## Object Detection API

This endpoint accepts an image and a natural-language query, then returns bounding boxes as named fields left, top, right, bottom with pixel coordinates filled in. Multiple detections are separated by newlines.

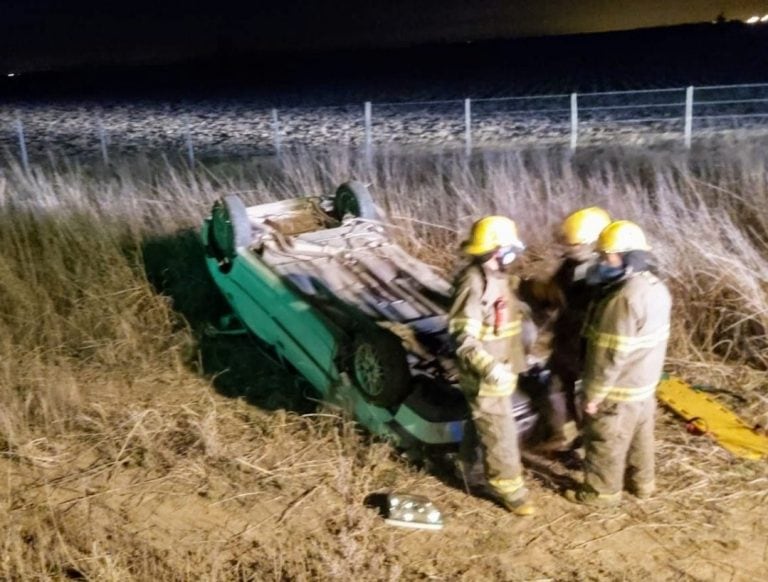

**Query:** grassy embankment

left=0, top=141, right=766, bottom=579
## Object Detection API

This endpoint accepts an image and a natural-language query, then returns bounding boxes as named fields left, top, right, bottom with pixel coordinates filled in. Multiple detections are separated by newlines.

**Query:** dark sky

left=0, top=1, right=763, bottom=70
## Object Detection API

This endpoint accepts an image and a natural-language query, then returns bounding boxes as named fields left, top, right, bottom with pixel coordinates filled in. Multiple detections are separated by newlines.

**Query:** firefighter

left=564, top=220, right=671, bottom=506
left=448, top=216, right=535, bottom=516
left=523, top=206, right=612, bottom=454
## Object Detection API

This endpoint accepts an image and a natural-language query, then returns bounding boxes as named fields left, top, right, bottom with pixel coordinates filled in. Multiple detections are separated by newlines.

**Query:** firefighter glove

left=486, top=362, right=516, bottom=386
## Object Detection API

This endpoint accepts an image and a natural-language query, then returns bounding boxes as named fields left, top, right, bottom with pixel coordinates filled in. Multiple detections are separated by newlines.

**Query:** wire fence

left=3, top=82, right=768, bottom=171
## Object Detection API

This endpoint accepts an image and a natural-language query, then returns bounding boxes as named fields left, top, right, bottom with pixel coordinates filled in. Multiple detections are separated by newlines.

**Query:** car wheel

left=350, top=330, right=411, bottom=407
left=333, top=181, right=382, bottom=221
left=208, top=195, right=252, bottom=269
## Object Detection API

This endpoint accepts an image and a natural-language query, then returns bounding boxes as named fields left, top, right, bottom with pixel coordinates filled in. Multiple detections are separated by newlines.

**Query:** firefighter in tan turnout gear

left=565, top=220, right=672, bottom=506
left=523, top=206, right=612, bottom=455
left=449, top=216, right=535, bottom=516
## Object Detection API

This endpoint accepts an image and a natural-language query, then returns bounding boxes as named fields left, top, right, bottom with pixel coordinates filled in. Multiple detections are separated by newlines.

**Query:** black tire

left=209, top=195, right=252, bottom=266
left=333, top=181, right=382, bottom=221
left=350, top=330, right=411, bottom=407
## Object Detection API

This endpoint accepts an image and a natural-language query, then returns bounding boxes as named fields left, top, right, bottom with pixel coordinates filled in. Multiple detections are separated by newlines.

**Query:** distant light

left=747, top=16, right=759, bottom=24
left=6, top=73, right=15, bottom=77
left=761, top=14, right=768, bottom=22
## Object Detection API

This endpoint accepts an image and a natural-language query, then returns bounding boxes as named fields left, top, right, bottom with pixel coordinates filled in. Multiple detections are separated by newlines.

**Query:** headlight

left=384, top=493, right=444, bottom=530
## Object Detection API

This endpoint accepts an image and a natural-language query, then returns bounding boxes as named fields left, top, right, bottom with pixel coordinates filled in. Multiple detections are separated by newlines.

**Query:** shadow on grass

left=141, top=227, right=317, bottom=414
left=139, top=227, right=574, bottom=498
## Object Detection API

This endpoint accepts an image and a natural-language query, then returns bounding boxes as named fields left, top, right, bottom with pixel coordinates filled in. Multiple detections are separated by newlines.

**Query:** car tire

left=350, top=330, right=411, bottom=407
left=333, top=181, right=382, bottom=221
left=208, top=195, right=252, bottom=268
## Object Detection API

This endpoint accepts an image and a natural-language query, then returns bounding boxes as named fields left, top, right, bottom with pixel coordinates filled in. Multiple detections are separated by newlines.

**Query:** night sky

left=1, top=1, right=765, bottom=70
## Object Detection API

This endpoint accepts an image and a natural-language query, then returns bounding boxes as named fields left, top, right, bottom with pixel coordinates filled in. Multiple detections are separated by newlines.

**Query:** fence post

left=684, top=86, right=694, bottom=149
left=570, top=93, right=578, bottom=150
left=271, top=108, right=281, bottom=157
left=97, top=115, right=109, bottom=165
left=183, top=115, right=195, bottom=168
left=364, top=101, right=373, bottom=167
left=14, top=115, right=30, bottom=174
left=464, top=98, right=472, bottom=156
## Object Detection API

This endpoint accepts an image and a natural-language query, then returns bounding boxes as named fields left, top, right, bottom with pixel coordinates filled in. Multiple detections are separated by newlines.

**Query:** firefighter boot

left=501, top=495, right=536, bottom=516
left=563, top=487, right=620, bottom=508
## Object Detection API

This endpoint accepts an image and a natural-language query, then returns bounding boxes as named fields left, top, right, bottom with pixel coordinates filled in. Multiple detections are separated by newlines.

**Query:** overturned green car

left=202, top=181, right=540, bottom=448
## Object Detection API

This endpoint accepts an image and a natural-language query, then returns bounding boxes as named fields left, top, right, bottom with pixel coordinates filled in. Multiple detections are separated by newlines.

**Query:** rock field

left=1, top=91, right=767, bottom=162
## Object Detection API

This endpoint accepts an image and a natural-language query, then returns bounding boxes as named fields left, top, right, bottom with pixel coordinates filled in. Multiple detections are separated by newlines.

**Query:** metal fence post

left=364, top=101, right=373, bottom=166
left=684, top=86, right=694, bottom=149
left=184, top=115, right=195, bottom=167
left=14, top=115, right=30, bottom=174
left=97, top=115, right=109, bottom=165
left=271, top=108, right=281, bottom=156
left=570, top=93, right=578, bottom=150
left=464, top=98, right=472, bottom=156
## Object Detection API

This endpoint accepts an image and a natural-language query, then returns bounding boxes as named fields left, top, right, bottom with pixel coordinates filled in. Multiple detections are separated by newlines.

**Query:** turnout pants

left=545, top=371, right=581, bottom=445
left=583, top=397, right=656, bottom=500
left=460, top=395, right=528, bottom=503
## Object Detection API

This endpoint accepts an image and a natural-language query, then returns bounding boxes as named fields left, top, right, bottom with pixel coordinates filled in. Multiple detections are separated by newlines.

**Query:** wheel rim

left=354, top=343, right=385, bottom=397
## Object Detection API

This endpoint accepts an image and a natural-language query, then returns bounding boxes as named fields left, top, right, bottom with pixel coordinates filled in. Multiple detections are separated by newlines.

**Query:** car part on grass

left=383, top=493, right=444, bottom=530
left=201, top=181, right=541, bottom=449
left=657, top=376, right=768, bottom=460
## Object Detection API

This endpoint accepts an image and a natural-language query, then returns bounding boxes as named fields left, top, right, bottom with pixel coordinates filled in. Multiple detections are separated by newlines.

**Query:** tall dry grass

left=0, top=140, right=766, bottom=579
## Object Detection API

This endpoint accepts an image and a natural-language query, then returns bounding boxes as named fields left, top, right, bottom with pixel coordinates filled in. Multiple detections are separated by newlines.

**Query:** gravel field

left=3, top=83, right=768, bottom=163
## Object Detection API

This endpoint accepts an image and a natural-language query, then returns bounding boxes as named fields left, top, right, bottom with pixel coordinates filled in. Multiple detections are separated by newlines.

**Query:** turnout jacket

left=582, top=270, right=672, bottom=403
left=520, top=250, right=598, bottom=382
left=448, top=263, right=527, bottom=398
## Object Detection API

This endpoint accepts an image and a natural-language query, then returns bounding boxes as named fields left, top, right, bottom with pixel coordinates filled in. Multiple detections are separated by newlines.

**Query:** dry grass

left=0, top=141, right=767, bottom=580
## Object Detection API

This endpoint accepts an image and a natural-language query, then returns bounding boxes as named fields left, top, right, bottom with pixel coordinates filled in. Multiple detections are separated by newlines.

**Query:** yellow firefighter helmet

left=596, top=220, right=650, bottom=253
left=560, top=206, right=612, bottom=245
left=462, top=216, right=523, bottom=256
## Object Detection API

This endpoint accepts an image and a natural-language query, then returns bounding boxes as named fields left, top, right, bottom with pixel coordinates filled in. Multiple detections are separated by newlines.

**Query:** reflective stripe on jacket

left=582, top=270, right=671, bottom=403
left=448, top=263, right=526, bottom=397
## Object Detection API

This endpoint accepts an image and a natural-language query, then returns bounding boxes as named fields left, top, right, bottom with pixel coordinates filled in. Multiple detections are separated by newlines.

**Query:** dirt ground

left=2, top=349, right=766, bottom=581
